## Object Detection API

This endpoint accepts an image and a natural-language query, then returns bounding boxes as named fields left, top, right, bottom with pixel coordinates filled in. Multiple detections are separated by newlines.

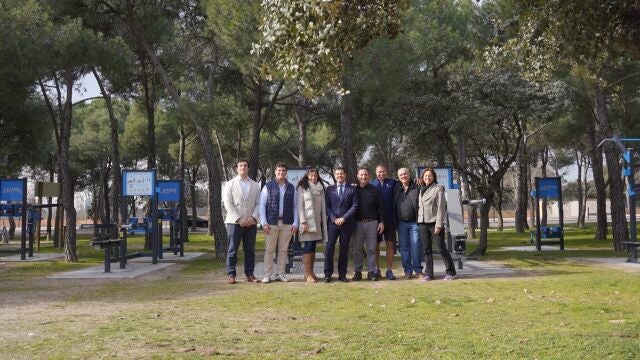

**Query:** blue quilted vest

left=266, top=180, right=295, bottom=225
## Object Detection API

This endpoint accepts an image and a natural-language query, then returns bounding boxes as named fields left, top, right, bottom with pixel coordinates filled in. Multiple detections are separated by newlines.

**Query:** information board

left=537, top=177, right=561, bottom=199
left=415, top=166, right=455, bottom=190
left=287, top=168, right=308, bottom=186
left=0, top=179, right=25, bottom=202
left=157, top=180, right=181, bottom=202
left=123, top=170, right=155, bottom=196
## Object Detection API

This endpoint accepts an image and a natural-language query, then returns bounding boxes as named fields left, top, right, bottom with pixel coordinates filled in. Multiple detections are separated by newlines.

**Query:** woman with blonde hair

left=297, top=168, right=328, bottom=282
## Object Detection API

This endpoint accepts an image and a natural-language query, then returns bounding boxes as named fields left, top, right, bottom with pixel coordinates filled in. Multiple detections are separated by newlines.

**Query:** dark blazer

left=325, top=183, right=359, bottom=230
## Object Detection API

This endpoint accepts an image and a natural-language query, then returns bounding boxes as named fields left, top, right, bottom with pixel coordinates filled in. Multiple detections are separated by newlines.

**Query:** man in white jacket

left=223, top=160, right=261, bottom=284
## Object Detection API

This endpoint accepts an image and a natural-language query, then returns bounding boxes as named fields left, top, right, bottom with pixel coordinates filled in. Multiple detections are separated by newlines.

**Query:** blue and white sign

left=415, top=166, right=455, bottom=190
left=537, top=177, right=561, bottom=199
left=287, top=168, right=308, bottom=185
left=157, top=180, right=181, bottom=202
left=0, top=179, right=25, bottom=202
left=123, top=170, right=156, bottom=196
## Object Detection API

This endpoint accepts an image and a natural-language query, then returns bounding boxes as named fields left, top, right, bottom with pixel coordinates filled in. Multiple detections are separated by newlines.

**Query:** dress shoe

left=227, top=275, right=236, bottom=284
left=367, top=271, right=377, bottom=281
left=246, top=275, right=258, bottom=283
left=338, top=275, right=349, bottom=283
left=324, top=276, right=332, bottom=283
left=352, top=271, right=363, bottom=281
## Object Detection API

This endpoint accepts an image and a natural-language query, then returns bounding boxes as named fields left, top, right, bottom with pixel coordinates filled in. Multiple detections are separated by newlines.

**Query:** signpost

left=122, top=170, right=159, bottom=264
left=534, top=177, right=564, bottom=251
left=415, top=166, right=455, bottom=189
left=0, top=178, right=28, bottom=259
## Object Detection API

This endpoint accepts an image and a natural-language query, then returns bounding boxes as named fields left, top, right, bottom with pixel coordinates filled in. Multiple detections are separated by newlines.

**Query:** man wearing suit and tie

left=223, top=159, right=261, bottom=284
left=324, top=167, right=359, bottom=283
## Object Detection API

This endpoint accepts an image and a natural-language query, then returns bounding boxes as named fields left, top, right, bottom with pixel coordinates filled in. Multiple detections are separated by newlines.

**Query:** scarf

left=308, top=181, right=324, bottom=197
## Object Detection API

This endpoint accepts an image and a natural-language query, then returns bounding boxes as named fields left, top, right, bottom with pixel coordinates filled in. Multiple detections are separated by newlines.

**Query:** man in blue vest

left=324, top=167, right=359, bottom=283
left=370, top=164, right=398, bottom=280
left=259, top=162, right=298, bottom=283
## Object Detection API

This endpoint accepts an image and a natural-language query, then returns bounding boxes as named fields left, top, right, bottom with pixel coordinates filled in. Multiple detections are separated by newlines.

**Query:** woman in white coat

left=297, top=168, right=328, bottom=282
left=417, top=167, right=456, bottom=281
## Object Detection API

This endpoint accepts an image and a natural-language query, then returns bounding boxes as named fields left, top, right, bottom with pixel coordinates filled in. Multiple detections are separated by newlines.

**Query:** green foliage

left=253, top=0, right=407, bottom=95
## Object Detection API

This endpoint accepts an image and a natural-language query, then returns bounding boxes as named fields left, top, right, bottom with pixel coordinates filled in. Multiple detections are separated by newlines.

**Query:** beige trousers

left=263, top=220, right=293, bottom=278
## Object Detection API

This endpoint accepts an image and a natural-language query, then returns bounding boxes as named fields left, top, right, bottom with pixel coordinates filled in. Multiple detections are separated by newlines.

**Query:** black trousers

left=418, top=222, right=456, bottom=277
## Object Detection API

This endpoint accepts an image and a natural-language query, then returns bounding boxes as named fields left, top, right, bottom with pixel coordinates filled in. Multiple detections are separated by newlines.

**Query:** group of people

left=223, top=159, right=457, bottom=285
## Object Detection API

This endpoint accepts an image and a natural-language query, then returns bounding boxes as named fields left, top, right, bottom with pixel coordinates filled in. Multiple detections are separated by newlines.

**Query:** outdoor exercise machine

left=121, top=169, right=160, bottom=264
left=598, top=136, right=639, bottom=263
left=0, top=179, right=29, bottom=259
left=446, top=189, right=485, bottom=270
left=531, top=177, right=565, bottom=251
left=156, top=180, right=185, bottom=258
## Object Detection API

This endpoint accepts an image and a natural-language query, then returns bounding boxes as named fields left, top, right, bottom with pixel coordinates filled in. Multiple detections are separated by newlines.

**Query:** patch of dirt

left=566, top=257, right=640, bottom=273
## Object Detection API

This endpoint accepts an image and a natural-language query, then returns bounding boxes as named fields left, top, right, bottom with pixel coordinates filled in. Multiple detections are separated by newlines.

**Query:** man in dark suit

left=324, top=167, right=359, bottom=283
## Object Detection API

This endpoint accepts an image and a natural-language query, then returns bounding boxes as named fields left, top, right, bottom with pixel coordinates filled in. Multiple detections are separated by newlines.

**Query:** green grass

left=0, top=225, right=639, bottom=359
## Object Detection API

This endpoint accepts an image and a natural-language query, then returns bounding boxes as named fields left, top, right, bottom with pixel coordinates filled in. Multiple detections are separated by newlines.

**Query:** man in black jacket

left=351, top=168, right=385, bottom=281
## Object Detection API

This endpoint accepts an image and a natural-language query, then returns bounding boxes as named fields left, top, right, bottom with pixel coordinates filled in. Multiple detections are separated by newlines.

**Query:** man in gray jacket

left=223, top=160, right=261, bottom=284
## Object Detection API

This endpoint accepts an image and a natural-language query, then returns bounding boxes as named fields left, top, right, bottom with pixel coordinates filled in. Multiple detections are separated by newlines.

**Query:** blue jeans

left=397, top=221, right=422, bottom=274
left=226, top=224, right=257, bottom=276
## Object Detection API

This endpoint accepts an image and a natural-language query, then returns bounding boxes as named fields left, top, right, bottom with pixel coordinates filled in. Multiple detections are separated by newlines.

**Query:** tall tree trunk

left=471, top=193, right=494, bottom=257
left=294, top=99, right=308, bottom=167
left=47, top=158, right=54, bottom=240
left=515, top=125, right=529, bottom=232
left=495, top=183, right=504, bottom=232
left=457, top=131, right=476, bottom=239
left=340, top=93, right=357, bottom=182
left=140, top=57, right=157, bottom=170
left=188, top=167, right=199, bottom=233
left=578, top=154, right=589, bottom=228
left=540, top=147, right=549, bottom=226
left=594, top=79, right=628, bottom=250
left=178, top=126, right=189, bottom=242
left=589, top=106, right=608, bottom=240
left=214, top=130, right=228, bottom=181
left=60, top=69, right=78, bottom=262
left=126, top=16, right=228, bottom=257
left=575, top=148, right=584, bottom=228
left=100, top=164, right=110, bottom=224
left=236, top=128, right=242, bottom=162
left=248, top=82, right=262, bottom=180
left=92, top=68, right=122, bottom=224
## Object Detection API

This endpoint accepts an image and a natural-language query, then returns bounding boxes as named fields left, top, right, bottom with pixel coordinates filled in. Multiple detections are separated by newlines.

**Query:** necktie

left=338, top=184, right=343, bottom=198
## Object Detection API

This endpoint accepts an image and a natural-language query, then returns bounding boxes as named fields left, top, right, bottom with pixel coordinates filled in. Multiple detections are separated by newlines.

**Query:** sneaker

left=404, top=272, right=413, bottom=280
left=352, top=272, right=363, bottom=281
left=373, top=270, right=382, bottom=281
left=369, top=272, right=379, bottom=281
left=275, top=273, right=289, bottom=282
left=443, top=274, right=456, bottom=281
left=385, top=270, right=396, bottom=280
left=421, top=275, right=432, bottom=282
left=261, top=277, right=271, bottom=284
